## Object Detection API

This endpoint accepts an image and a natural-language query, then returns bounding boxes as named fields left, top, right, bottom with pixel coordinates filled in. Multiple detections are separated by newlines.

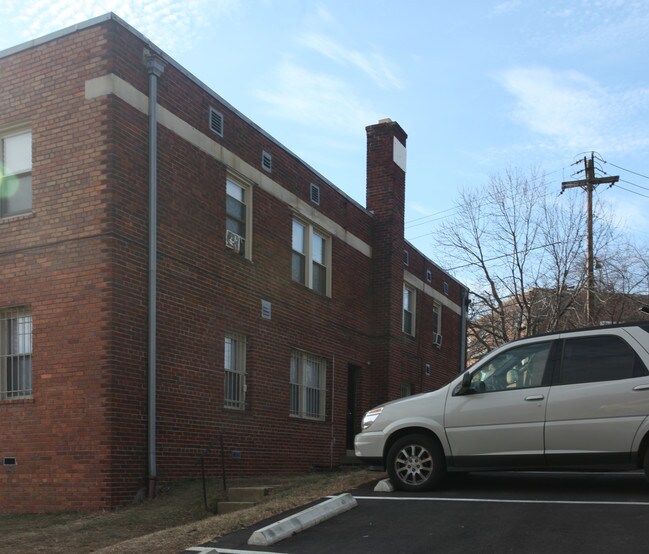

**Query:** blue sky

left=2, top=0, right=649, bottom=266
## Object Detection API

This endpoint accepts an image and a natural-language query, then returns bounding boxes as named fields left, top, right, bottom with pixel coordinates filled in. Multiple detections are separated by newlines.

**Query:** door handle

left=633, top=385, right=649, bottom=391
left=525, top=394, right=544, bottom=401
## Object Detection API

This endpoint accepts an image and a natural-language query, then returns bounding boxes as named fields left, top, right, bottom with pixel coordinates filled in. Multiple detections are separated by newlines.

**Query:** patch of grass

left=0, top=469, right=381, bottom=554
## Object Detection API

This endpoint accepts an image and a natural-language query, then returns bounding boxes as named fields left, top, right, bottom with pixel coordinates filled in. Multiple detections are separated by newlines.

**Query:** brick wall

left=0, top=16, right=465, bottom=512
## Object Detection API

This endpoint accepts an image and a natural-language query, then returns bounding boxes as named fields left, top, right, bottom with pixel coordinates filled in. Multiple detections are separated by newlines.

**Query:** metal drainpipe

left=144, top=48, right=165, bottom=499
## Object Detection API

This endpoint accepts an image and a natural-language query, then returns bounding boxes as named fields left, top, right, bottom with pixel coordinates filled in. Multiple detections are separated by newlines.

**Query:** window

left=559, top=335, right=648, bottom=385
left=290, top=350, right=326, bottom=420
left=469, top=341, right=552, bottom=393
left=226, top=177, right=250, bottom=258
left=292, top=218, right=330, bottom=296
left=224, top=333, right=246, bottom=409
left=403, top=285, right=415, bottom=336
left=1, top=130, right=32, bottom=218
left=432, top=302, right=441, bottom=336
left=0, top=307, right=32, bottom=399
left=432, top=301, right=442, bottom=347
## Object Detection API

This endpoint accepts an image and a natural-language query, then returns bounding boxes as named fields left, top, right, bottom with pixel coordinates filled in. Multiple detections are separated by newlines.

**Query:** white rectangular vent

left=261, top=150, right=272, bottom=172
left=225, top=230, right=242, bottom=253
left=403, top=250, right=409, bottom=267
left=209, top=107, right=224, bottom=137
left=310, top=183, right=320, bottom=205
left=426, top=269, right=432, bottom=283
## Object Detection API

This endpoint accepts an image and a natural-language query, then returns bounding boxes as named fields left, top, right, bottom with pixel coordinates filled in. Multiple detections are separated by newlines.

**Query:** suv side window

left=559, top=335, right=648, bottom=385
left=469, top=341, right=553, bottom=393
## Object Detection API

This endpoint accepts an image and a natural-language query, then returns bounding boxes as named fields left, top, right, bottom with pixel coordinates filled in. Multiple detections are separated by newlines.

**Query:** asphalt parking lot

left=195, top=471, right=649, bottom=553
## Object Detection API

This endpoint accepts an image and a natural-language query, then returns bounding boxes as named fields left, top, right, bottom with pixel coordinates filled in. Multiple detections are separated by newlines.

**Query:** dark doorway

left=346, top=365, right=361, bottom=450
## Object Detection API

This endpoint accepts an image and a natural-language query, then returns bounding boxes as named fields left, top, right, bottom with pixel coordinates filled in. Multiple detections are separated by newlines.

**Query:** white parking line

left=185, top=546, right=290, bottom=554
left=352, top=495, right=649, bottom=506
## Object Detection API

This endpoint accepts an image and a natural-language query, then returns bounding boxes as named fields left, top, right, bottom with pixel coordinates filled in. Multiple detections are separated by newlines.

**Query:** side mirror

left=454, top=371, right=473, bottom=396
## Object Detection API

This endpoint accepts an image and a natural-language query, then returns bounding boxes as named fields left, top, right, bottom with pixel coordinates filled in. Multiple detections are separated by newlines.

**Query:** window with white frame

left=432, top=301, right=442, bottom=347
left=291, top=218, right=330, bottom=296
left=432, top=301, right=442, bottom=335
left=1, top=130, right=32, bottom=218
left=403, top=285, right=416, bottom=336
left=290, top=350, right=326, bottom=420
left=224, top=333, right=246, bottom=409
left=0, top=307, right=32, bottom=399
left=225, top=177, right=250, bottom=258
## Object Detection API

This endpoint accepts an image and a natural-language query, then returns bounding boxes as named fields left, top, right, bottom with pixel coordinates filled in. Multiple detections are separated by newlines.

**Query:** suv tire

left=387, top=434, right=446, bottom=492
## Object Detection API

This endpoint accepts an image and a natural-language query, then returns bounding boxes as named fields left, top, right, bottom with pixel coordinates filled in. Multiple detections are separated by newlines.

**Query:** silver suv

left=355, top=323, right=649, bottom=491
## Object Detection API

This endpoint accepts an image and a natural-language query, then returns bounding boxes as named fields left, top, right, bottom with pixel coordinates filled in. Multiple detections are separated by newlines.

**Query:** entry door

left=444, top=340, right=553, bottom=467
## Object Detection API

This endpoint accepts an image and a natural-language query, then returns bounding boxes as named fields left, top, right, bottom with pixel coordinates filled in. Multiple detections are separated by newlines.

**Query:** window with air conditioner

left=1, top=130, right=32, bottom=218
left=433, top=301, right=442, bottom=348
left=225, top=177, right=251, bottom=259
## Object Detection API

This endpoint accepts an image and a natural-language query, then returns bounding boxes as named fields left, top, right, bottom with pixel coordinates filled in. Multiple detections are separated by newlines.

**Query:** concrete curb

left=247, top=492, right=358, bottom=546
left=374, top=478, right=394, bottom=492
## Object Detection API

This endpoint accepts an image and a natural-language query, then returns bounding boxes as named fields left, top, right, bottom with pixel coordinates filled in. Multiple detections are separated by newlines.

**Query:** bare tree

left=434, top=167, right=629, bottom=363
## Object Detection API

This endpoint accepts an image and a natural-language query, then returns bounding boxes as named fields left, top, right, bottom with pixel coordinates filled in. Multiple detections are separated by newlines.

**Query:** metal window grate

left=290, top=350, right=326, bottom=420
left=0, top=307, right=32, bottom=399
left=224, top=334, right=246, bottom=409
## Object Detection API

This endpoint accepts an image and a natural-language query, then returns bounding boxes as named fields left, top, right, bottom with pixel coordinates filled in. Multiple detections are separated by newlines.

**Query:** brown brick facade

left=0, top=14, right=467, bottom=513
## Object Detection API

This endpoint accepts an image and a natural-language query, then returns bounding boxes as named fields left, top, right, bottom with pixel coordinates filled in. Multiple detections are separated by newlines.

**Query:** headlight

left=361, top=407, right=384, bottom=430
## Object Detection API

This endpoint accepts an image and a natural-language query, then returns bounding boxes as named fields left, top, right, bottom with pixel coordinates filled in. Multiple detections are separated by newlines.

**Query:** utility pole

left=561, top=152, right=619, bottom=325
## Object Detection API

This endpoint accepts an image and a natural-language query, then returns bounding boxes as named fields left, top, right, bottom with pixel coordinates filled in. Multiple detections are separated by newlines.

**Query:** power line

left=444, top=240, right=566, bottom=272
left=619, top=178, right=649, bottom=192
left=605, top=161, right=649, bottom=181
left=404, top=206, right=459, bottom=229
left=617, top=184, right=649, bottom=200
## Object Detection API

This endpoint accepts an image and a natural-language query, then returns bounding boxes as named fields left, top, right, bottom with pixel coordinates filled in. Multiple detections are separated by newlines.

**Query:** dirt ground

left=0, top=469, right=381, bottom=554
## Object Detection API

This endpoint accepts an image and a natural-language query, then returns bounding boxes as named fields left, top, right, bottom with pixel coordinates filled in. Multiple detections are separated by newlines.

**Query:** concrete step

left=227, top=486, right=273, bottom=502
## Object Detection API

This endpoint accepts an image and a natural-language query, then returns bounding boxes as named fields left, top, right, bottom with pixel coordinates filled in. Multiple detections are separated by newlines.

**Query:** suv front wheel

left=386, top=434, right=446, bottom=492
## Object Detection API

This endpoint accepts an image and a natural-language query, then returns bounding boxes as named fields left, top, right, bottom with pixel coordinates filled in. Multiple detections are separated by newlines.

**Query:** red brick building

left=0, top=13, right=468, bottom=513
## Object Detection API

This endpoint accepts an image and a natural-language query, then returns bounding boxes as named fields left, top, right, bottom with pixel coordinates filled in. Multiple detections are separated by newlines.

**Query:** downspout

left=460, top=287, right=469, bottom=373
left=144, top=48, right=165, bottom=499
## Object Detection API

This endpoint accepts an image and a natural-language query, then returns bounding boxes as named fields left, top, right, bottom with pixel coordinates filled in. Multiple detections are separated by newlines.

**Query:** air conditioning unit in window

left=433, top=333, right=443, bottom=348
left=225, top=230, right=242, bottom=253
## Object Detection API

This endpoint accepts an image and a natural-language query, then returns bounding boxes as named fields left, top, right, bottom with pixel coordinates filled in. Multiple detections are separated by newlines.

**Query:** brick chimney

left=366, top=119, right=408, bottom=403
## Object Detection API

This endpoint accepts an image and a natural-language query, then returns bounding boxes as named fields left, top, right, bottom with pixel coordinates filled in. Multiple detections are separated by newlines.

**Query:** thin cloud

left=298, top=32, right=403, bottom=90
left=1, top=0, right=238, bottom=52
left=255, top=60, right=380, bottom=135
left=499, top=67, right=649, bottom=154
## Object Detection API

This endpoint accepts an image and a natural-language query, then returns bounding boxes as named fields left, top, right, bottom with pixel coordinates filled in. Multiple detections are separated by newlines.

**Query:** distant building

left=468, top=287, right=649, bottom=364
left=0, top=13, right=468, bottom=513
